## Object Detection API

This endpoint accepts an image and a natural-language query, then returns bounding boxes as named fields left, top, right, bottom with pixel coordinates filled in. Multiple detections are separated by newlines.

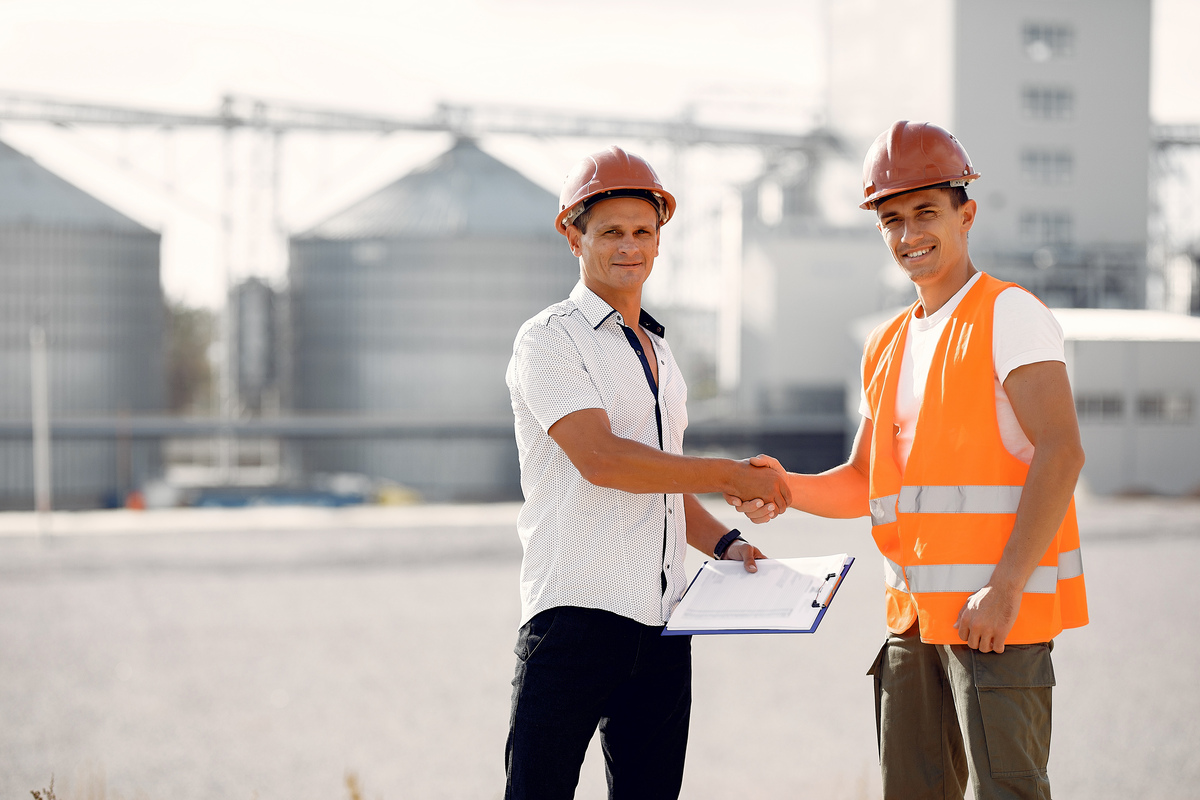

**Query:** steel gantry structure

left=0, top=89, right=843, bottom=472
left=1153, top=124, right=1200, bottom=149
left=0, top=89, right=843, bottom=147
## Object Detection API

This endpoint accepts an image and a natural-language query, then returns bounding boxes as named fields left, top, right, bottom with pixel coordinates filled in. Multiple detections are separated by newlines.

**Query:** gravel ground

left=0, top=494, right=1197, bottom=799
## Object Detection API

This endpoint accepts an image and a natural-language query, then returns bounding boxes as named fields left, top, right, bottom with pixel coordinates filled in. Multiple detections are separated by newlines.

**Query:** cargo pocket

left=972, top=643, right=1055, bottom=777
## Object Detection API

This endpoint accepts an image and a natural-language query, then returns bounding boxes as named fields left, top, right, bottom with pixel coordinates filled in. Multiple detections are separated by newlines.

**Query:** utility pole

left=218, top=109, right=237, bottom=484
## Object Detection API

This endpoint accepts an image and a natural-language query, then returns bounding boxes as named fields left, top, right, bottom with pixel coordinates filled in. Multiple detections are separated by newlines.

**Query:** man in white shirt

left=504, top=145, right=792, bottom=800
left=728, top=122, right=1088, bottom=799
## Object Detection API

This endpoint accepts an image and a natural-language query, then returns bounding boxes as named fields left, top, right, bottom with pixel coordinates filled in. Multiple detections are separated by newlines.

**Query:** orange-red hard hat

left=860, top=121, right=980, bottom=210
left=555, top=146, right=676, bottom=235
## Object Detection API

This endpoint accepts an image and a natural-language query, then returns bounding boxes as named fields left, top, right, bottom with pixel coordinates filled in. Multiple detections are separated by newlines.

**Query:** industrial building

left=825, top=0, right=1151, bottom=308
left=727, top=0, right=1162, bottom=475
left=0, top=140, right=165, bottom=509
left=1058, top=308, right=1200, bottom=495
left=287, top=138, right=577, bottom=500
left=718, top=165, right=883, bottom=471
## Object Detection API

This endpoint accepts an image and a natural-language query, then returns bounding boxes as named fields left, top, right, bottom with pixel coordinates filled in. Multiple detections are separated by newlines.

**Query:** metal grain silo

left=0, top=140, right=165, bottom=509
left=289, top=139, right=577, bottom=500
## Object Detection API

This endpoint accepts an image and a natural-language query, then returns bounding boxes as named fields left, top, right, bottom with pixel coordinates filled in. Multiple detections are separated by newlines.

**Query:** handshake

left=725, top=454, right=792, bottom=525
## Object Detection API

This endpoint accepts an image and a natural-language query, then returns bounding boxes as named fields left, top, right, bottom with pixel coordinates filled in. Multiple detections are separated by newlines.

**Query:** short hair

left=572, top=205, right=596, bottom=234
left=946, top=186, right=969, bottom=209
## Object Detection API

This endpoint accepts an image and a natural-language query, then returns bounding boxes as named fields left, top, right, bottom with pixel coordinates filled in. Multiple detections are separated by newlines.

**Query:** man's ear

left=565, top=224, right=583, bottom=257
left=960, top=198, right=978, bottom=233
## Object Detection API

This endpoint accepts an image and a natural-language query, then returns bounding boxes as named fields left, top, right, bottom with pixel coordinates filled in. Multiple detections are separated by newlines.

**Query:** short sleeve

left=857, top=350, right=872, bottom=421
left=993, top=288, right=1066, bottom=384
left=512, top=320, right=605, bottom=433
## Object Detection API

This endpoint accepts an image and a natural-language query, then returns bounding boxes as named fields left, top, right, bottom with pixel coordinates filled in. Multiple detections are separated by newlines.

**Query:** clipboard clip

left=812, top=572, right=840, bottom=608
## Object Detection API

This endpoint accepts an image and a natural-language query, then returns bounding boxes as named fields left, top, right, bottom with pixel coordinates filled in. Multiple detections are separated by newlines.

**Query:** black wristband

left=713, top=529, right=744, bottom=560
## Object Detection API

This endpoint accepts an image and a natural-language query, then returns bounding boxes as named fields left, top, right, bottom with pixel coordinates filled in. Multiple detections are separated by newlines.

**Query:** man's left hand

left=955, top=583, right=1022, bottom=652
left=723, top=539, right=766, bottom=573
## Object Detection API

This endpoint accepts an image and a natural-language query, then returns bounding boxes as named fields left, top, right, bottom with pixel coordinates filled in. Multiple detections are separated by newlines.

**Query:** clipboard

left=662, top=554, right=854, bottom=636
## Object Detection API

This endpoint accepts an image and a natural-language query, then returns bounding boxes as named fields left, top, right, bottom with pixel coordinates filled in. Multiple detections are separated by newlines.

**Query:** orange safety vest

left=863, top=273, right=1089, bottom=644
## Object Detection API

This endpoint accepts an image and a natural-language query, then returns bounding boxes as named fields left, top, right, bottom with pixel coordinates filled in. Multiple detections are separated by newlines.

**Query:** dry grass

left=30, top=775, right=57, bottom=800
left=29, top=765, right=151, bottom=800
left=344, top=770, right=388, bottom=800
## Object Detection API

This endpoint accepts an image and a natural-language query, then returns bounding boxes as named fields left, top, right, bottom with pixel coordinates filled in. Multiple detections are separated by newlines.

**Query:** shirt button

left=667, top=507, right=672, bottom=514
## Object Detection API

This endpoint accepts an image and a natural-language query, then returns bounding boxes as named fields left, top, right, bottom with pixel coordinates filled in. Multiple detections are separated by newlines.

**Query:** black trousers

left=504, top=606, right=692, bottom=800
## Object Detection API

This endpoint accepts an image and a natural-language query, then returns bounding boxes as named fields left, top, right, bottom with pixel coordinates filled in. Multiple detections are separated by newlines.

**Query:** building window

left=1023, top=23, right=1075, bottom=61
left=1020, top=149, right=1073, bottom=184
left=1019, top=211, right=1073, bottom=245
left=1021, top=86, right=1075, bottom=120
left=1076, top=394, right=1124, bottom=422
left=1137, top=392, right=1193, bottom=423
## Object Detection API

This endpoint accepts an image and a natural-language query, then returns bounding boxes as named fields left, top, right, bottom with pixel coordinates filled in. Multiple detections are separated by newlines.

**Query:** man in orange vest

left=728, top=121, right=1088, bottom=799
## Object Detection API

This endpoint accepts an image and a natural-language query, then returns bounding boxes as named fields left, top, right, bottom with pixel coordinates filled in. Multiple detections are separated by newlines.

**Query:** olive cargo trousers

left=868, top=626, right=1055, bottom=800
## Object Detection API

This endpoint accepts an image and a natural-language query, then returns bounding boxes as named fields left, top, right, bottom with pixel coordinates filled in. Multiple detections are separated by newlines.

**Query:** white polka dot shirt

left=506, top=281, right=689, bottom=628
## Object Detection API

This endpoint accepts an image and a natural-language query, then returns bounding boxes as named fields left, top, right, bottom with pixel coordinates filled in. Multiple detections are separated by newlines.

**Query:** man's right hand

left=727, top=454, right=790, bottom=523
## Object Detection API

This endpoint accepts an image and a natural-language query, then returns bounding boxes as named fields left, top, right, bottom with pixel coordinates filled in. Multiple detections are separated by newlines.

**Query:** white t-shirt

left=859, top=272, right=1065, bottom=471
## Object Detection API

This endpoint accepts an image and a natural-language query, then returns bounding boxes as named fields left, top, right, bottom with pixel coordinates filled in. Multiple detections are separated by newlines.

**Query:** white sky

left=0, top=0, right=1197, bottom=307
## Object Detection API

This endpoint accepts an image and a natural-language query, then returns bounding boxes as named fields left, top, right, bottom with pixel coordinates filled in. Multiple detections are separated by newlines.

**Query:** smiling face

left=875, top=187, right=977, bottom=303
left=566, top=195, right=661, bottom=308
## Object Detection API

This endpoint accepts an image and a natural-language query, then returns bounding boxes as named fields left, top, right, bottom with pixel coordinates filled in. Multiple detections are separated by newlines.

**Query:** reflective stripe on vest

left=904, top=548, right=1085, bottom=595
left=871, top=485, right=1023, bottom=526
left=883, top=555, right=906, bottom=590
left=870, top=494, right=899, bottom=526
left=898, top=485, right=1023, bottom=514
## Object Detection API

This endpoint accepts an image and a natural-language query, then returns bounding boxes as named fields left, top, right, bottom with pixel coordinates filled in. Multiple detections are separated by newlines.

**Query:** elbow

left=574, top=453, right=619, bottom=489
left=1071, top=443, right=1086, bottom=479
left=1059, top=439, right=1086, bottom=482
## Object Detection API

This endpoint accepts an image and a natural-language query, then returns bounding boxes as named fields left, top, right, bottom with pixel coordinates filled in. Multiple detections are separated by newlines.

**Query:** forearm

left=956, top=360, right=1083, bottom=652
left=578, top=434, right=745, bottom=496
left=989, top=440, right=1084, bottom=591
left=683, top=493, right=734, bottom=558
left=786, top=462, right=871, bottom=519
left=550, top=407, right=789, bottom=507
left=789, top=414, right=872, bottom=518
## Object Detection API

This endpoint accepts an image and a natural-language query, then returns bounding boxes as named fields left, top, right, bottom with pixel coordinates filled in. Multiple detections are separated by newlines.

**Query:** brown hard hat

left=860, top=120, right=980, bottom=210
left=555, top=145, right=677, bottom=235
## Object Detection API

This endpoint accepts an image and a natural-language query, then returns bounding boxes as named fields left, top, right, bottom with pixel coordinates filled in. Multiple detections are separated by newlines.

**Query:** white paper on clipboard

left=663, top=554, right=853, bottom=635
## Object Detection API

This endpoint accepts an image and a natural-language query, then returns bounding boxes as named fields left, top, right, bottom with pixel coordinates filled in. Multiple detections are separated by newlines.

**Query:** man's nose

left=900, top=220, right=922, bottom=244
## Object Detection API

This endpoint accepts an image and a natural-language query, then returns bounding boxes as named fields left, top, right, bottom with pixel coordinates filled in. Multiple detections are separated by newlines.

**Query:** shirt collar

left=912, top=270, right=984, bottom=330
left=569, top=281, right=667, bottom=338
